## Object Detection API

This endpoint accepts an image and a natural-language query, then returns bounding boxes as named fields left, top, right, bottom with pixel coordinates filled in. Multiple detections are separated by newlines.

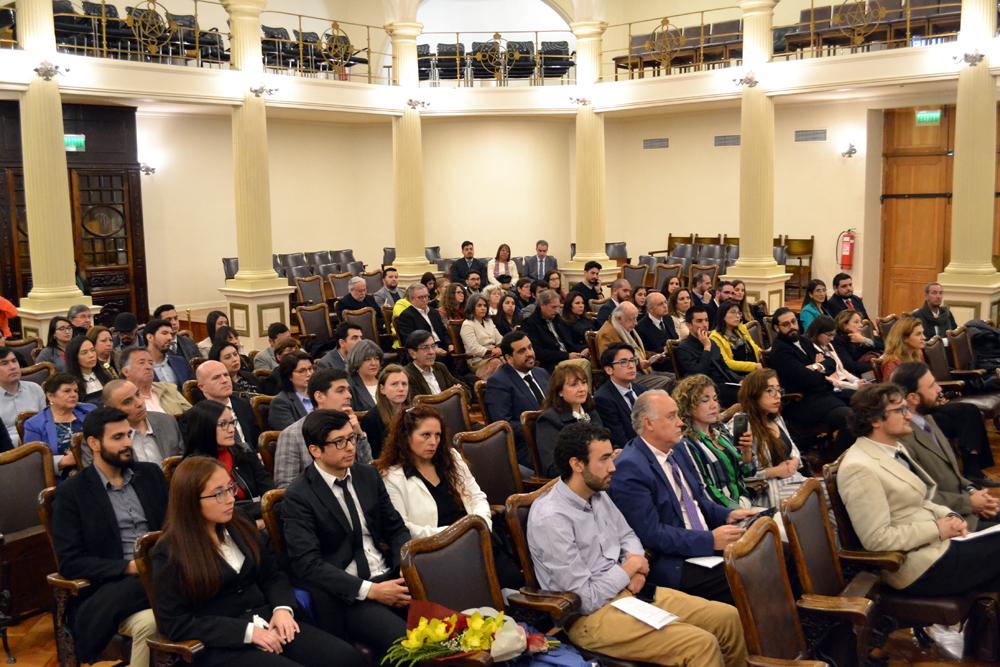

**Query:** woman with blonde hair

left=879, top=316, right=925, bottom=380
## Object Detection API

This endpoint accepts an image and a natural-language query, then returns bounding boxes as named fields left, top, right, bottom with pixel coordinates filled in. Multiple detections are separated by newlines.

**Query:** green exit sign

left=63, top=133, right=85, bottom=152
left=915, top=109, right=942, bottom=126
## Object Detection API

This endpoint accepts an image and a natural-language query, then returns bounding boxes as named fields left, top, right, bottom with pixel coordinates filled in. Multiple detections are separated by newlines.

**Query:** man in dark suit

left=914, top=282, right=958, bottom=340
left=594, top=343, right=648, bottom=449
left=636, top=291, right=678, bottom=373
left=144, top=318, right=193, bottom=391
left=403, top=330, right=465, bottom=400
left=484, top=331, right=550, bottom=470
left=520, top=289, right=586, bottom=373
left=196, top=360, right=260, bottom=451
left=568, top=261, right=603, bottom=308
left=335, top=277, right=385, bottom=333
left=768, top=307, right=853, bottom=451
left=595, top=278, right=632, bottom=328
left=674, top=305, right=742, bottom=407
left=395, top=284, right=453, bottom=357
left=893, top=362, right=1000, bottom=528
left=52, top=407, right=168, bottom=667
left=826, top=273, right=870, bottom=319
left=449, top=241, right=488, bottom=286
left=87, top=379, right=184, bottom=466
left=524, top=239, right=558, bottom=281
left=152, top=304, right=202, bottom=361
left=610, top=391, right=756, bottom=603
left=282, top=409, right=411, bottom=656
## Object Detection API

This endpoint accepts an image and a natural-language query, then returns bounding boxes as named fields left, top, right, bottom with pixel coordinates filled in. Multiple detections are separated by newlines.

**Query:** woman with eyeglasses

left=439, top=283, right=467, bottom=322
left=346, top=339, right=383, bottom=412
left=211, top=340, right=263, bottom=399
left=152, top=456, right=364, bottom=667
left=37, top=316, right=75, bottom=372
left=731, top=369, right=806, bottom=507
left=65, top=335, right=114, bottom=404
left=420, top=272, right=439, bottom=309
left=268, top=352, right=315, bottom=431
left=183, top=400, right=274, bottom=526
left=544, top=270, right=565, bottom=300
left=674, top=374, right=755, bottom=509
left=709, top=301, right=762, bottom=378
left=536, top=364, right=602, bottom=477
left=359, top=364, right=410, bottom=461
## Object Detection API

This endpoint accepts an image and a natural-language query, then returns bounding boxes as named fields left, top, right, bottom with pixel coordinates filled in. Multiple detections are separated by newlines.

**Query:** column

left=218, top=0, right=291, bottom=351
left=564, top=20, right=610, bottom=288
left=14, top=0, right=91, bottom=340
left=725, top=0, right=788, bottom=313
left=937, top=0, right=1000, bottom=323
left=386, top=22, right=436, bottom=285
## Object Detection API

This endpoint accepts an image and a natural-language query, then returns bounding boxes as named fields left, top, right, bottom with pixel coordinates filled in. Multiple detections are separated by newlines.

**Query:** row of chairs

left=416, top=41, right=574, bottom=82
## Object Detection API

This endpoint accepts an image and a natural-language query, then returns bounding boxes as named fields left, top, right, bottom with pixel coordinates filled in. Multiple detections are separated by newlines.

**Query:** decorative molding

left=229, top=303, right=251, bottom=337
left=256, top=301, right=288, bottom=336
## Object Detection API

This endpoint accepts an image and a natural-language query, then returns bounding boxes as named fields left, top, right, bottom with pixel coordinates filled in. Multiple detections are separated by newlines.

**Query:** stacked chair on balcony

left=261, top=24, right=298, bottom=69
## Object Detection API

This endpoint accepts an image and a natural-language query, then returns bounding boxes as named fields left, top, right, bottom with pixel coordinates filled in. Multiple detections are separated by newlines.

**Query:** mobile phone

left=738, top=507, right=777, bottom=530
left=732, top=413, right=748, bottom=442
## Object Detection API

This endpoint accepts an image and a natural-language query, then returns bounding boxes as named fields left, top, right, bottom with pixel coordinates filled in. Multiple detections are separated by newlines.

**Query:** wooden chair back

left=69, top=433, right=84, bottom=471
left=666, top=340, right=683, bottom=379
left=860, top=319, right=875, bottom=341
left=744, top=320, right=764, bottom=350
left=519, top=410, right=545, bottom=477
left=161, top=456, right=183, bottom=484
left=362, top=270, right=383, bottom=295
left=413, top=385, right=472, bottom=439
left=296, top=303, right=333, bottom=342
left=877, top=314, right=898, bottom=340
left=258, top=431, right=280, bottom=476
left=19, top=362, right=55, bottom=385
left=251, top=395, right=273, bottom=433
left=870, top=356, right=886, bottom=383
left=694, top=234, right=722, bottom=245
left=667, top=233, right=693, bottom=253
left=923, top=336, right=952, bottom=384
left=37, top=486, right=57, bottom=555
left=261, top=488, right=286, bottom=554
left=947, top=325, right=976, bottom=370
left=295, top=275, right=325, bottom=306
left=342, top=307, right=380, bottom=344
left=15, top=410, right=37, bottom=442
left=4, top=338, right=41, bottom=360
left=584, top=330, right=600, bottom=368
left=654, top=263, right=683, bottom=292
left=588, top=298, right=607, bottom=315
left=381, top=306, right=395, bottom=332
left=181, top=380, right=200, bottom=405
left=781, top=479, right=846, bottom=596
left=473, top=380, right=490, bottom=422
left=401, top=514, right=504, bottom=612
left=503, top=479, right=559, bottom=588
left=1, top=443, right=55, bottom=536
left=619, top=265, right=648, bottom=289
left=327, top=272, right=354, bottom=300
left=453, top=422, right=521, bottom=510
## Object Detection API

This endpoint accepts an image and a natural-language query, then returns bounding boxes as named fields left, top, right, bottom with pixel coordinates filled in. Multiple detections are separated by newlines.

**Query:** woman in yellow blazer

left=709, top=301, right=762, bottom=376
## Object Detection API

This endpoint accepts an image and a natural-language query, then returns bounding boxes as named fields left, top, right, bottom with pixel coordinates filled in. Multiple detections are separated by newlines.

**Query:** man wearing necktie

left=282, top=410, right=411, bottom=656
left=448, top=241, right=487, bottom=286
left=610, top=391, right=758, bottom=603
left=892, top=362, right=999, bottom=529
left=525, top=240, right=558, bottom=281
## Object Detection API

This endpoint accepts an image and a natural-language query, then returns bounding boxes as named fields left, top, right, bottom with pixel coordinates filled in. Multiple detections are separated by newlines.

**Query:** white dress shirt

left=216, top=531, right=293, bottom=643
left=416, top=308, right=441, bottom=342
left=420, top=366, right=442, bottom=394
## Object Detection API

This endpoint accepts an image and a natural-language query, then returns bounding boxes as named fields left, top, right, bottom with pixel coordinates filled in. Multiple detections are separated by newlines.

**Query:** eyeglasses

left=325, top=433, right=359, bottom=450
left=885, top=405, right=911, bottom=417
left=216, top=419, right=237, bottom=429
left=54, top=326, right=73, bottom=332
left=200, top=482, right=237, bottom=503
left=611, top=357, right=639, bottom=367
left=293, top=366, right=315, bottom=375
left=763, top=386, right=785, bottom=396
left=416, top=343, right=437, bottom=352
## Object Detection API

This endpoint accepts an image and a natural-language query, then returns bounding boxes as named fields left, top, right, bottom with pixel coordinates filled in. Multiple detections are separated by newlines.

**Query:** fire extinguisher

left=837, top=229, right=856, bottom=271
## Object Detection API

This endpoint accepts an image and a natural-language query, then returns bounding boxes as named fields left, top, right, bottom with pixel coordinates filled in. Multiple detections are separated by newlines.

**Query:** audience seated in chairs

left=543, top=269, right=565, bottom=300
left=0, top=345, right=46, bottom=445
left=610, top=390, right=757, bottom=605
left=419, top=272, right=439, bottom=310
left=210, top=341, right=263, bottom=399
left=838, top=384, right=1000, bottom=597
left=567, top=261, right=603, bottom=308
left=833, top=310, right=882, bottom=376
left=733, top=369, right=807, bottom=507
left=481, top=284, right=504, bottom=318
left=112, top=312, right=142, bottom=352
left=880, top=316, right=928, bottom=381
left=729, top=280, right=765, bottom=328
left=151, top=455, right=365, bottom=667
left=915, top=281, right=958, bottom=341
left=153, top=304, right=202, bottom=361
left=86, top=326, right=120, bottom=381
left=798, top=279, right=830, bottom=332
left=336, top=277, right=384, bottom=334
left=527, top=421, right=747, bottom=666
left=439, top=282, right=467, bottom=322
left=891, top=361, right=1000, bottom=528
left=804, top=316, right=865, bottom=393
left=213, top=327, right=252, bottom=370
left=669, top=288, right=694, bottom=341
left=536, top=363, right=602, bottom=478
left=459, top=294, right=503, bottom=380
left=120, top=347, right=192, bottom=417
left=521, top=289, right=588, bottom=373
left=144, top=319, right=194, bottom=391
left=662, top=274, right=682, bottom=298
left=487, top=243, right=519, bottom=286
left=259, top=338, right=304, bottom=395
left=281, top=409, right=411, bottom=657
left=825, top=272, right=869, bottom=320
left=274, top=368, right=372, bottom=489
left=346, top=339, right=383, bottom=412
left=317, top=322, right=363, bottom=372
left=561, top=291, right=595, bottom=350
left=596, top=302, right=674, bottom=391
left=636, top=291, right=677, bottom=372
left=253, top=322, right=291, bottom=373
left=494, top=293, right=522, bottom=337
left=81, top=379, right=184, bottom=466
left=36, top=316, right=73, bottom=372
left=372, top=267, right=403, bottom=309
left=52, top=407, right=167, bottom=667
left=594, top=343, right=647, bottom=449
left=595, top=278, right=632, bottom=328
left=196, top=310, right=229, bottom=358
left=67, top=304, right=94, bottom=338
left=674, top=375, right=755, bottom=511
left=524, top=239, right=557, bottom=281
left=394, top=284, right=453, bottom=358
left=767, top=307, right=853, bottom=453
left=709, top=302, right=762, bottom=381
left=484, top=331, right=550, bottom=471
left=196, top=360, right=261, bottom=453
left=674, top=305, right=742, bottom=407
left=449, top=240, right=488, bottom=286
left=183, top=399, right=274, bottom=526
left=631, top=286, right=649, bottom=317
left=268, top=352, right=316, bottom=431
left=24, top=372, right=96, bottom=477
left=403, top=330, right=465, bottom=401
left=359, top=364, right=411, bottom=462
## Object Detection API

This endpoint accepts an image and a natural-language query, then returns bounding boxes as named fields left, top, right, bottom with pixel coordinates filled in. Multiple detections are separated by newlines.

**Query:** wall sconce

left=34, top=61, right=69, bottom=81
left=406, top=99, right=429, bottom=109
left=569, top=96, right=590, bottom=106
left=249, top=85, right=277, bottom=97
left=954, top=49, right=985, bottom=67
left=840, top=143, right=857, bottom=158
left=139, top=163, right=156, bottom=175
left=734, top=71, right=758, bottom=88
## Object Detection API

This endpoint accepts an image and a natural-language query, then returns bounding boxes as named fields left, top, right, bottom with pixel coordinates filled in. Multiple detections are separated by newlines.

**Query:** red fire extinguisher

left=837, top=229, right=856, bottom=271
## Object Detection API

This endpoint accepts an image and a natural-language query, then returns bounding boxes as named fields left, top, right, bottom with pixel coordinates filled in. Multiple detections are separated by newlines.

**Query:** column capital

left=570, top=20, right=607, bottom=40
left=221, top=0, right=267, bottom=20
left=384, top=22, right=423, bottom=41
left=738, top=0, right=779, bottom=17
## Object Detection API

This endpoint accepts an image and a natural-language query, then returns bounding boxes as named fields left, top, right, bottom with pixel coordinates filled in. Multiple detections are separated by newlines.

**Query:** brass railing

left=417, top=29, right=576, bottom=87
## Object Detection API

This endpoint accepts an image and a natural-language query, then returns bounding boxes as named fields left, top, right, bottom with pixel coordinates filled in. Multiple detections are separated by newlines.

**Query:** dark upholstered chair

left=327, top=272, right=353, bottom=300
left=296, top=304, right=334, bottom=343
left=453, top=422, right=522, bottom=511
left=619, top=265, right=647, bottom=289
left=295, top=276, right=326, bottom=306
left=519, top=410, right=545, bottom=478
left=946, top=326, right=1000, bottom=428
left=413, top=385, right=473, bottom=442
left=20, top=362, right=55, bottom=386
left=251, top=395, right=273, bottom=434
left=258, top=431, right=280, bottom=477
left=4, top=338, right=41, bottom=361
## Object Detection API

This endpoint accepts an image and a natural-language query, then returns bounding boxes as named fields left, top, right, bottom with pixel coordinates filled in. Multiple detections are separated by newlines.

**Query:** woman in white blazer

left=459, top=294, right=504, bottom=379
left=486, top=244, right=519, bottom=286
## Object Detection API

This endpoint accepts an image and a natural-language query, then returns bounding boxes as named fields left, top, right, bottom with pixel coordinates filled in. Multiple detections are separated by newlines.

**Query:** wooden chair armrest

left=449, top=352, right=475, bottom=360
left=839, top=549, right=904, bottom=572
left=489, top=504, right=506, bottom=517
left=293, top=333, right=316, bottom=346
left=46, top=573, right=90, bottom=594
left=523, top=476, right=550, bottom=490
left=147, top=636, right=205, bottom=663
left=938, top=379, right=966, bottom=393
left=797, top=593, right=873, bottom=626
left=749, top=657, right=827, bottom=667
left=507, top=587, right=581, bottom=622
left=951, top=368, right=986, bottom=378
left=647, top=249, right=670, bottom=256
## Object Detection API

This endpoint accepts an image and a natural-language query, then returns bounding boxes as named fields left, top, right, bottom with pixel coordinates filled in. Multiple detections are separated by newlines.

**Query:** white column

left=14, top=0, right=91, bottom=340
left=937, top=0, right=1000, bottom=323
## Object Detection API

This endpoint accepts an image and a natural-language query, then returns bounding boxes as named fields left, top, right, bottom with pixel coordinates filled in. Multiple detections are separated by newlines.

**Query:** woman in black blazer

left=184, top=400, right=274, bottom=525
left=358, top=364, right=411, bottom=460
left=268, top=352, right=315, bottom=430
left=535, top=364, right=603, bottom=477
left=561, top=291, right=595, bottom=349
left=152, top=456, right=364, bottom=667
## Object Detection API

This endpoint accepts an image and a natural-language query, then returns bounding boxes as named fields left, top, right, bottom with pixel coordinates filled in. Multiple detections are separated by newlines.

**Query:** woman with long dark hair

left=494, top=293, right=521, bottom=336
left=439, top=282, right=467, bottom=321
left=183, top=400, right=274, bottom=524
left=798, top=279, right=830, bottom=332
left=37, top=316, right=74, bottom=372
left=487, top=243, right=519, bottom=286
left=668, top=288, right=693, bottom=341
left=65, top=335, right=114, bottom=403
left=708, top=301, right=761, bottom=377
left=561, top=291, right=594, bottom=349
left=535, top=364, right=602, bottom=477
left=152, top=456, right=364, bottom=667
left=805, top=316, right=863, bottom=392
left=420, top=272, right=439, bottom=309
left=197, top=310, right=229, bottom=357
left=210, top=340, right=263, bottom=398
left=85, top=325, right=119, bottom=379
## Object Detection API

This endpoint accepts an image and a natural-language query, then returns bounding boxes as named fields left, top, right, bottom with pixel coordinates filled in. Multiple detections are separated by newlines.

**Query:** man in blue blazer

left=609, top=390, right=756, bottom=603
left=594, top=343, right=648, bottom=449
left=144, top=318, right=193, bottom=391
left=484, top=331, right=549, bottom=471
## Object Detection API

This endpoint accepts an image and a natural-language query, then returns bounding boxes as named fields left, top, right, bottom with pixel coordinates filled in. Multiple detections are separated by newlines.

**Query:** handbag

left=964, top=594, right=1000, bottom=662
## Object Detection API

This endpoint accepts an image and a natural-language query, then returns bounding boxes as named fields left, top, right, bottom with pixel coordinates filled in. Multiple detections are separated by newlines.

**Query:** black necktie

left=625, top=389, right=637, bottom=407
left=523, top=373, right=544, bottom=404
left=894, top=449, right=914, bottom=474
left=659, top=319, right=666, bottom=333
left=334, top=478, right=371, bottom=580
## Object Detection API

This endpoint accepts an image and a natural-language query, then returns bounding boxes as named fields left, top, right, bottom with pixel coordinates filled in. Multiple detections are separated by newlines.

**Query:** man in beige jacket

left=839, top=383, right=1000, bottom=597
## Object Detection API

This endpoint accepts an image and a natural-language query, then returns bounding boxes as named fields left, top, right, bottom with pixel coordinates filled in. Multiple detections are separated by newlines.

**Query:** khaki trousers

left=118, top=608, right=157, bottom=667
left=567, top=588, right=747, bottom=667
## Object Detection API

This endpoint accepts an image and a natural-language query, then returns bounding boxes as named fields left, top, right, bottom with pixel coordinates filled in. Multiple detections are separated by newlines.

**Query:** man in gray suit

left=891, top=362, right=999, bottom=529
left=83, top=379, right=184, bottom=466
left=524, top=239, right=558, bottom=281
